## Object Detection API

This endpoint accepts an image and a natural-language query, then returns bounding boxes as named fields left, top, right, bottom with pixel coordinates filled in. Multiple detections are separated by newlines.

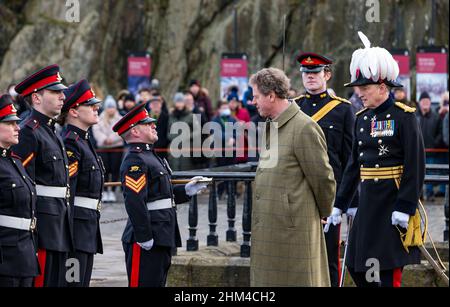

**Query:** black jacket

left=415, top=109, right=443, bottom=149
left=335, top=98, right=425, bottom=271
left=62, top=125, right=104, bottom=254
left=0, top=148, right=39, bottom=277
left=295, top=91, right=358, bottom=208
left=11, top=109, right=73, bottom=252
left=120, top=143, right=190, bottom=247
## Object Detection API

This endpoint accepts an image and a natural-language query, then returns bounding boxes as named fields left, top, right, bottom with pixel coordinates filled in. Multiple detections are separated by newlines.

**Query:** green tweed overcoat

left=251, top=102, right=336, bottom=287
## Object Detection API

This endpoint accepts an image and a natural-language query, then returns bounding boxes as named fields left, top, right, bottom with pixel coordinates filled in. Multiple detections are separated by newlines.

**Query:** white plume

left=358, top=31, right=371, bottom=49
left=349, top=31, right=400, bottom=83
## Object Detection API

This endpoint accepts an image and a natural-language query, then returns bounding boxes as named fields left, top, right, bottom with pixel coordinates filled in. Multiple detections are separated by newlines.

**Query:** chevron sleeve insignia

left=69, top=161, right=79, bottom=177
left=125, top=174, right=147, bottom=194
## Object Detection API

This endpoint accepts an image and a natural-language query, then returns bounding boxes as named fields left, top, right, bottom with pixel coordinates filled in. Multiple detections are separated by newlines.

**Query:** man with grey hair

left=249, top=67, right=335, bottom=286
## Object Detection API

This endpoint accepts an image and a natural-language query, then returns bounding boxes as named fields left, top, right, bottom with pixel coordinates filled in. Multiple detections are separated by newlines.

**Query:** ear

left=130, top=126, right=140, bottom=138
left=324, top=71, right=332, bottom=82
left=68, top=108, right=78, bottom=118
left=31, top=92, right=41, bottom=105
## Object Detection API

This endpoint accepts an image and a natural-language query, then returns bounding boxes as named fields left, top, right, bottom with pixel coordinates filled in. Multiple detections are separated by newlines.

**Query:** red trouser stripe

left=393, top=268, right=402, bottom=288
left=34, top=249, right=47, bottom=287
left=337, top=224, right=341, bottom=286
left=130, top=243, right=141, bottom=287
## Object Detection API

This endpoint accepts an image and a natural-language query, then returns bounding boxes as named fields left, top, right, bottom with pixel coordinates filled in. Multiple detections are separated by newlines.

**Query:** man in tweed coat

left=249, top=68, right=336, bottom=286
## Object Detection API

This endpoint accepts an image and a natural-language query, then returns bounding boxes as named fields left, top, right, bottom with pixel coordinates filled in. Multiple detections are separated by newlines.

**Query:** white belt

left=0, top=215, right=36, bottom=231
left=146, top=198, right=174, bottom=211
left=74, top=196, right=101, bottom=211
left=36, top=185, right=68, bottom=198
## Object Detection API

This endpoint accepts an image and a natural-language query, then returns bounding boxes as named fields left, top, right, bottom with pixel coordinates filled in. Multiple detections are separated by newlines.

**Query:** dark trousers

left=325, top=223, right=341, bottom=287
left=99, top=149, right=123, bottom=183
left=123, top=243, right=172, bottom=287
left=67, top=251, right=94, bottom=287
left=348, top=266, right=404, bottom=287
left=0, top=276, right=33, bottom=287
left=34, top=249, right=68, bottom=287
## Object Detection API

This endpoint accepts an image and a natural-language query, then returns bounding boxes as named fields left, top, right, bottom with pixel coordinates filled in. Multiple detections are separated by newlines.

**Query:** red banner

left=128, top=56, right=151, bottom=77
left=393, top=55, right=410, bottom=75
left=220, top=59, right=248, bottom=77
left=416, top=53, right=447, bottom=74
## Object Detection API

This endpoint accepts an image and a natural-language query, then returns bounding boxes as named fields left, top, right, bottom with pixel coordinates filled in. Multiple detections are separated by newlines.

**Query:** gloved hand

left=324, top=207, right=343, bottom=233
left=391, top=211, right=409, bottom=229
left=185, top=176, right=209, bottom=196
left=137, top=239, right=154, bottom=251
left=346, top=208, right=358, bottom=219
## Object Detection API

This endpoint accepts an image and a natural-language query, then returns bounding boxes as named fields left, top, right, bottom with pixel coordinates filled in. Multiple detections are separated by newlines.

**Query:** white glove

left=185, top=176, right=209, bottom=196
left=324, top=207, right=343, bottom=233
left=137, top=239, right=154, bottom=251
left=346, top=208, right=358, bottom=219
left=391, top=211, right=409, bottom=229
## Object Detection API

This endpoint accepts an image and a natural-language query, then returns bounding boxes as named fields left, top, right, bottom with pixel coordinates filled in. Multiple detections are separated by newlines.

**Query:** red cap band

left=117, top=109, right=149, bottom=135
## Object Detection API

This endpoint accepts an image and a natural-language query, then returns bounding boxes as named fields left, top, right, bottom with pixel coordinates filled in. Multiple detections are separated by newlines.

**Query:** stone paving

left=90, top=191, right=448, bottom=287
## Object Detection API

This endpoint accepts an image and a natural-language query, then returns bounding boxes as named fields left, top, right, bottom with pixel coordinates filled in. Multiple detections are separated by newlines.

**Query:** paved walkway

left=90, top=192, right=448, bottom=287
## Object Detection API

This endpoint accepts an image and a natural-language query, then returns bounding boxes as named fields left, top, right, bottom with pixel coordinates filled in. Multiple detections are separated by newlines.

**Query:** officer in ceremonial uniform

left=12, top=65, right=73, bottom=287
left=112, top=102, right=208, bottom=287
left=294, top=53, right=357, bottom=287
left=58, top=80, right=104, bottom=287
left=0, top=95, right=39, bottom=287
left=329, top=32, right=425, bottom=287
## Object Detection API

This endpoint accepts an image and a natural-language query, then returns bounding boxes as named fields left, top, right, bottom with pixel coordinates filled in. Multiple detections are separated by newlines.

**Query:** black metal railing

left=173, top=163, right=449, bottom=257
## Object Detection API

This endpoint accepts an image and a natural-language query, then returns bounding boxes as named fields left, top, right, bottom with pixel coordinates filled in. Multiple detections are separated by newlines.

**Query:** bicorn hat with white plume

left=344, top=31, right=402, bottom=88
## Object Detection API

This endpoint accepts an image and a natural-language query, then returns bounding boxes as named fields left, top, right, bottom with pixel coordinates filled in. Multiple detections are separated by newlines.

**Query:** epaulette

left=292, top=95, right=305, bottom=103
left=64, top=130, right=80, bottom=142
left=329, top=94, right=351, bottom=105
left=356, top=108, right=369, bottom=116
left=395, top=102, right=416, bottom=113
left=23, top=117, right=40, bottom=130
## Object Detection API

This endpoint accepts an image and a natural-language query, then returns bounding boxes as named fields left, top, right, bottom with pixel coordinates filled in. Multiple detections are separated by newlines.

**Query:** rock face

left=1, top=0, right=448, bottom=103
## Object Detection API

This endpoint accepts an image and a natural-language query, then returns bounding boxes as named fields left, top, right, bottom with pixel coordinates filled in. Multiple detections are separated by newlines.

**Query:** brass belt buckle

left=30, top=217, right=37, bottom=231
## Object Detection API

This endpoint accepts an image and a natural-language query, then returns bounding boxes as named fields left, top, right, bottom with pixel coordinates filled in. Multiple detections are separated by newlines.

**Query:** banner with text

left=128, top=52, right=152, bottom=96
left=220, top=53, right=249, bottom=102
left=416, top=47, right=448, bottom=104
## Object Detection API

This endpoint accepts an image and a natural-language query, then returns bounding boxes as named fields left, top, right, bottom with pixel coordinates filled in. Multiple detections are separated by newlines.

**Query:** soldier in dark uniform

left=12, top=65, right=73, bottom=287
left=330, top=32, right=425, bottom=287
left=0, top=95, right=39, bottom=287
left=58, top=80, right=104, bottom=287
left=294, top=53, right=357, bottom=287
left=112, top=102, right=208, bottom=287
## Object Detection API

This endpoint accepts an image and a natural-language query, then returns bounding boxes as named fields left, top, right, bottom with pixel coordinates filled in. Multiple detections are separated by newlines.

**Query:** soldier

left=329, top=32, right=425, bottom=287
left=294, top=53, right=357, bottom=287
left=12, top=65, right=73, bottom=287
left=58, top=80, right=104, bottom=287
left=112, top=102, right=208, bottom=287
left=0, top=95, right=39, bottom=287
